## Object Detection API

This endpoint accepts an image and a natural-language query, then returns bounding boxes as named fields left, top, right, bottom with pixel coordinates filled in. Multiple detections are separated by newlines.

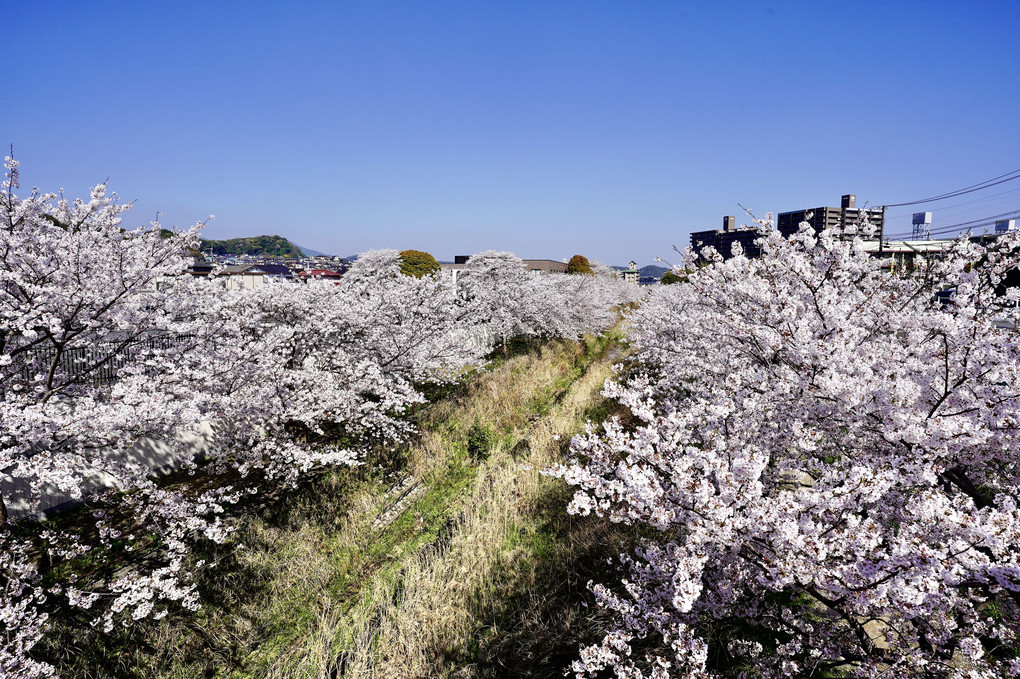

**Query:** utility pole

left=879, top=206, right=886, bottom=256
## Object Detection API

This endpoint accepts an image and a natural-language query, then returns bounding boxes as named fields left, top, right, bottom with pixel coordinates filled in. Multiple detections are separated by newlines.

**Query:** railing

left=8, top=334, right=191, bottom=386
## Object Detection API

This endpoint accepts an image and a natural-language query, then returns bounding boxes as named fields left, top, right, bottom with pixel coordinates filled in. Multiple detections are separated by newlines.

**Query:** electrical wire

left=885, top=186, right=1020, bottom=224
left=882, top=168, right=1020, bottom=208
left=918, top=185, right=1020, bottom=212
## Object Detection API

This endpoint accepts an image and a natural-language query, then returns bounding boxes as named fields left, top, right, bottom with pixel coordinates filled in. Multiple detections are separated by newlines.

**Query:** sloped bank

left=39, top=329, right=628, bottom=678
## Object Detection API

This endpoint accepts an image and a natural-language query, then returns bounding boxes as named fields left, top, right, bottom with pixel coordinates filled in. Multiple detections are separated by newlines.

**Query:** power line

left=885, top=186, right=1020, bottom=221
left=882, top=168, right=1020, bottom=208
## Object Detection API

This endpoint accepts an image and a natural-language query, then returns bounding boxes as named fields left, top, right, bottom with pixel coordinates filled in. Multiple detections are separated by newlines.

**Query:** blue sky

left=7, top=1, right=1019, bottom=265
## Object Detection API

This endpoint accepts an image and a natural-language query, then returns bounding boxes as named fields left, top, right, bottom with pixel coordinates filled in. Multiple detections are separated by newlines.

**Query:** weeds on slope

left=334, top=338, right=635, bottom=678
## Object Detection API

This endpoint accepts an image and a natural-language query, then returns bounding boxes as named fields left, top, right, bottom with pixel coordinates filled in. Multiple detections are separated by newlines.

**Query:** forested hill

left=200, top=235, right=304, bottom=258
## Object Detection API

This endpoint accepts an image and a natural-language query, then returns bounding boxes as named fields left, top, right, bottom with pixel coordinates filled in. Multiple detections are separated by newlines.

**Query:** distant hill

left=609, top=264, right=668, bottom=278
left=200, top=235, right=304, bottom=258
left=640, top=265, right=668, bottom=278
left=296, top=244, right=328, bottom=257
left=609, top=264, right=669, bottom=284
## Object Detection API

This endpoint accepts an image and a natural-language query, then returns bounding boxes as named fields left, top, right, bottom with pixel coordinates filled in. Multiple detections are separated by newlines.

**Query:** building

left=691, top=195, right=886, bottom=262
left=858, top=238, right=955, bottom=271
left=520, top=258, right=569, bottom=275
left=777, top=194, right=885, bottom=239
left=296, top=268, right=345, bottom=282
left=216, top=264, right=294, bottom=290
left=185, top=261, right=215, bottom=277
left=440, top=256, right=568, bottom=284
left=689, top=216, right=767, bottom=261
left=621, top=261, right=640, bottom=285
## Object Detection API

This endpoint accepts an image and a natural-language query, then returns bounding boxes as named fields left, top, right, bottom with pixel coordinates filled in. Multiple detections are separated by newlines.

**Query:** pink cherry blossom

left=550, top=215, right=1020, bottom=677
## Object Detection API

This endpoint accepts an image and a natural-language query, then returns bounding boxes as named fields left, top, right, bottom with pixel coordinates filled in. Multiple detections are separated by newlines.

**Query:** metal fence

left=9, top=333, right=191, bottom=386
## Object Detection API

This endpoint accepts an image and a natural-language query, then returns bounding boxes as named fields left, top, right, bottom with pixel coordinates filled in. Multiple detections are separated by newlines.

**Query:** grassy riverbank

left=42, top=330, right=633, bottom=678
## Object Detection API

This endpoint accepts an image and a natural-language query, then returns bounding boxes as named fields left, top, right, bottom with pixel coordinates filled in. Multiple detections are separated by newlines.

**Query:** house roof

left=217, top=264, right=253, bottom=275
left=255, top=264, right=293, bottom=275
left=217, top=264, right=294, bottom=276
left=297, top=268, right=345, bottom=277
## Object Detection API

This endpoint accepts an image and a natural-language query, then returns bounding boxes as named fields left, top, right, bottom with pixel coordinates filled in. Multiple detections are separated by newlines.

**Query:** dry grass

left=332, top=353, right=622, bottom=678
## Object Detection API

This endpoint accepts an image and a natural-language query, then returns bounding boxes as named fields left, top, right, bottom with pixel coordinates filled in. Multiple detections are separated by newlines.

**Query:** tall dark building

left=776, top=194, right=884, bottom=239
left=689, top=216, right=766, bottom=261
left=690, top=195, right=885, bottom=262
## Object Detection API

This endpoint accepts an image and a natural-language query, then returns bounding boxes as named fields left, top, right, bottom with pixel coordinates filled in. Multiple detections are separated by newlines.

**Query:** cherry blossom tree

left=456, top=251, right=545, bottom=353
left=0, top=162, right=205, bottom=518
left=547, top=262, right=644, bottom=335
left=0, top=153, right=260, bottom=674
left=191, top=248, right=488, bottom=486
left=551, top=221, right=1020, bottom=678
